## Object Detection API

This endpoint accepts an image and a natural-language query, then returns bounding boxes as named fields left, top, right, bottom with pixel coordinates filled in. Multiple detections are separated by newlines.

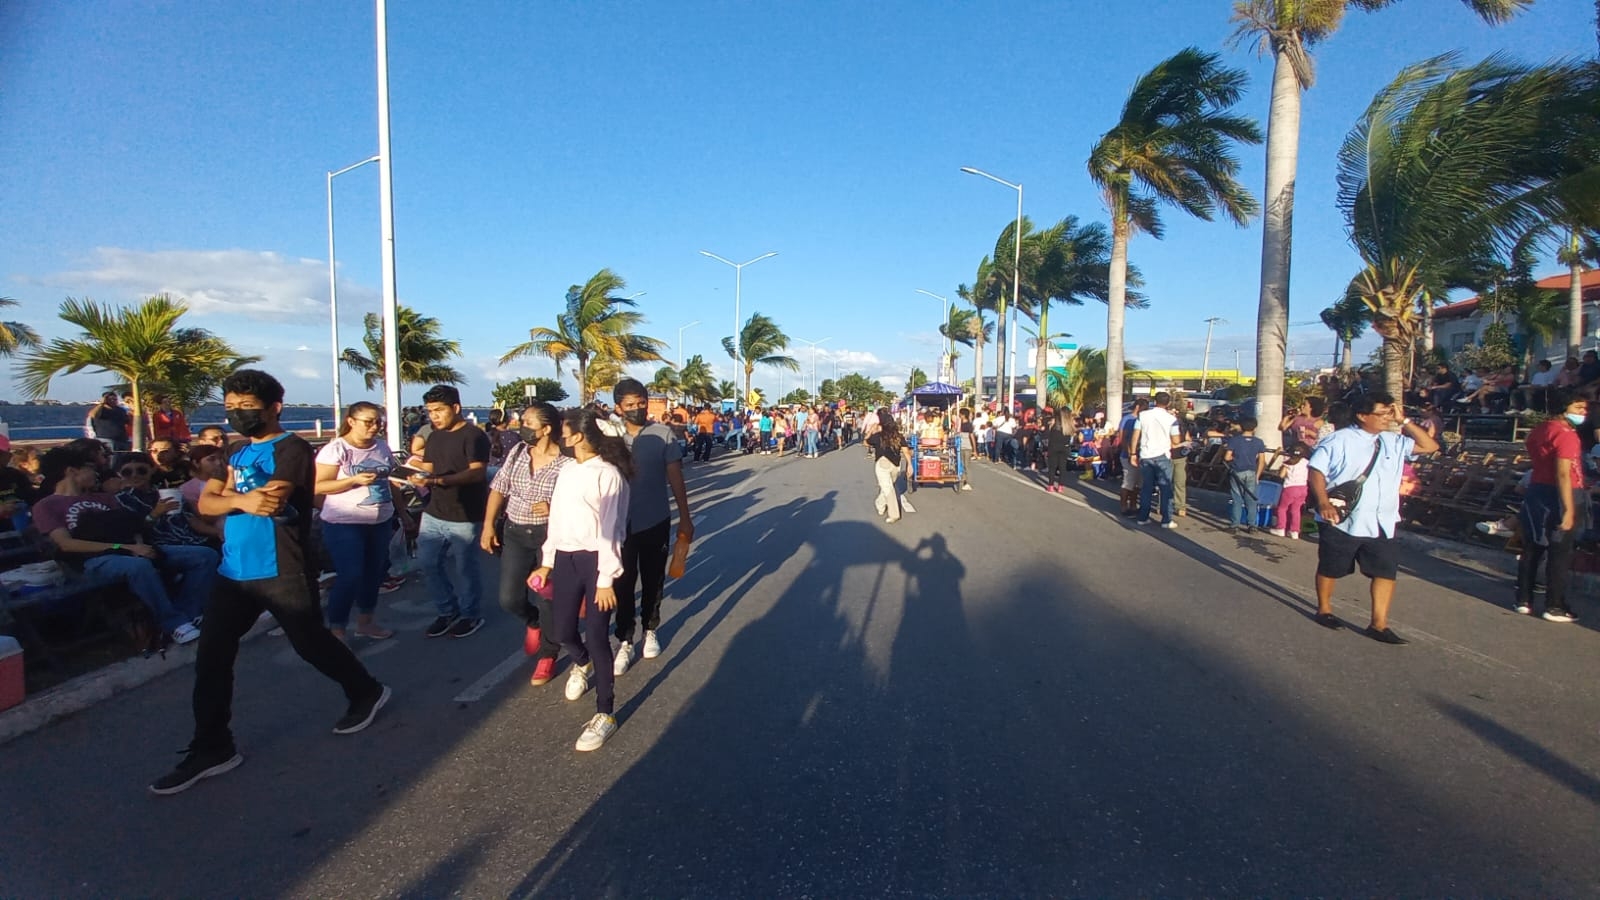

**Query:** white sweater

left=540, top=456, right=630, bottom=588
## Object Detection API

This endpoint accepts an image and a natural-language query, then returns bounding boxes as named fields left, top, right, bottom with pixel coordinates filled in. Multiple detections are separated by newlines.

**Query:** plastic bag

left=387, top=527, right=419, bottom=576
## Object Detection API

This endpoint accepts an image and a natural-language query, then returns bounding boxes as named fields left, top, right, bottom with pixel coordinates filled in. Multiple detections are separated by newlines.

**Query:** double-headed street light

left=326, top=155, right=380, bottom=423
left=915, top=289, right=952, bottom=384
left=960, top=166, right=1023, bottom=410
left=699, top=250, right=778, bottom=389
left=795, top=336, right=832, bottom=398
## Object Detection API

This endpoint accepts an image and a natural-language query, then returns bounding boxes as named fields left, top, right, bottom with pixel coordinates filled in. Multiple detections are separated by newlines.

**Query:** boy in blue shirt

left=150, top=370, right=389, bottom=796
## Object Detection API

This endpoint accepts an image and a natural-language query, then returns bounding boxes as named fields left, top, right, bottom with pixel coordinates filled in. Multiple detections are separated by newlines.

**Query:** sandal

left=355, top=625, right=395, bottom=640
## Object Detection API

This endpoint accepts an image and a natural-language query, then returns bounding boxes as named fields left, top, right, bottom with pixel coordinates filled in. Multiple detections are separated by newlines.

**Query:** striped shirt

left=490, top=442, right=569, bottom=525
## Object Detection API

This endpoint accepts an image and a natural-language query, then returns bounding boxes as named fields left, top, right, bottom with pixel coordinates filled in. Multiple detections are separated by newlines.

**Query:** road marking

left=452, top=649, right=527, bottom=703
left=980, top=463, right=1090, bottom=507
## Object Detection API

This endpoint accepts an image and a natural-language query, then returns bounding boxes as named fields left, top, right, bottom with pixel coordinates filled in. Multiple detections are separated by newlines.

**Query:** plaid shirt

left=490, top=443, right=569, bottom=525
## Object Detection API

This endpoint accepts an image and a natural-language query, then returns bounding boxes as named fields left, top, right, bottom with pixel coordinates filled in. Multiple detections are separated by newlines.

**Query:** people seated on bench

left=114, top=451, right=223, bottom=548
left=1429, top=364, right=1463, bottom=409
left=32, top=446, right=214, bottom=646
left=1579, top=350, right=1600, bottom=385
left=0, top=435, right=41, bottom=534
left=1515, top=359, right=1559, bottom=413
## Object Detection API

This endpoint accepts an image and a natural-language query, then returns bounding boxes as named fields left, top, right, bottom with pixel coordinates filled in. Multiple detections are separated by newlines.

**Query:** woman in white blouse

left=531, top=407, right=633, bottom=752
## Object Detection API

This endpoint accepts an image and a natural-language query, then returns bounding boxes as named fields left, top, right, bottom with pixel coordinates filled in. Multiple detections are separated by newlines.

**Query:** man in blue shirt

left=1308, top=392, right=1439, bottom=644
left=150, top=370, right=389, bottom=796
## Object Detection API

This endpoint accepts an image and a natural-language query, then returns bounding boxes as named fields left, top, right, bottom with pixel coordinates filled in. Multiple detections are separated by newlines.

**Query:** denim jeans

left=804, top=429, right=818, bottom=455
left=497, top=521, right=558, bottom=661
left=729, top=429, right=744, bottom=452
left=417, top=513, right=483, bottom=619
left=1229, top=470, right=1260, bottom=527
left=321, top=520, right=392, bottom=628
left=953, top=434, right=966, bottom=481
left=85, top=544, right=218, bottom=632
left=1138, top=456, right=1175, bottom=522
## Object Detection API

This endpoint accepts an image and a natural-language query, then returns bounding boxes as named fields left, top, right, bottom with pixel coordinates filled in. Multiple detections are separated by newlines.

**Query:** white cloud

left=290, top=365, right=319, bottom=380
left=41, top=247, right=381, bottom=324
left=295, top=345, right=312, bottom=352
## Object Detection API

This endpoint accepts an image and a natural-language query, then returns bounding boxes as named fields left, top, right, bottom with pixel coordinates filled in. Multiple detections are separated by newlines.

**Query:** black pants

left=551, top=550, right=613, bottom=715
left=614, top=517, right=671, bottom=643
left=192, top=573, right=381, bottom=753
left=692, top=432, right=713, bottom=461
left=496, top=521, right=558, bottom=661
left=1517, top=487, right=1587, bottom=612
left=1046, top=446, right=1073, bottom=486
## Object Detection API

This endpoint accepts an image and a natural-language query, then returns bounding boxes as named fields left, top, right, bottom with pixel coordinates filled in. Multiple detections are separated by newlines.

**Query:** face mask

left=518, top=426, right=539, bottom=443
left=226, top=408, right=269, bottom=438
left=559, top=438, right=578, bottom=459
left=623, top=409, right=648, bottom=426
left=1566, top=413, right=1586, bottom=426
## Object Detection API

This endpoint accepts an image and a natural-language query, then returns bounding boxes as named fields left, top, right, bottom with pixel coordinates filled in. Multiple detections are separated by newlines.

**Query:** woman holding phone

left=529, top=407, right=633, bottom=752
left=481, top=402, right=570, bottom=686
left=314, top=401, right=399, bottom=642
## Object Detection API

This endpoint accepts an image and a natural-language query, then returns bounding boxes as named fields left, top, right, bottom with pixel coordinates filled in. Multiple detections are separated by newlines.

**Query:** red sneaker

left=530, top=656, right=556, bottom=685
left=523, top=626, right=541, bottom=656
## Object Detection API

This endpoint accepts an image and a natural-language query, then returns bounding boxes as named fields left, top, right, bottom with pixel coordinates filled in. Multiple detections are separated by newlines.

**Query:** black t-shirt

left=1432, top=372, right=1460, bottom=390
left=423, top=423, right=491, bottom=522
left=0, top=468, right=39, bottom=507
left=1580, top=361, right=1600, bottom=384
left=89, top=405, right=130, bottom=440
left=868, top=432, right=903, bottom=467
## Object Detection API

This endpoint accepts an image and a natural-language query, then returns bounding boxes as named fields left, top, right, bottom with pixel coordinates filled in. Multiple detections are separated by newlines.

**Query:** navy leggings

left=551, top=550, right=615, bottom=715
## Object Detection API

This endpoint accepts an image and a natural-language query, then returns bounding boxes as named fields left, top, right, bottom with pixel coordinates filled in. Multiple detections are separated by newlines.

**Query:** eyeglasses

left=351, top=418, right=381, bottom=427
left=120, top=466, right=151, bottom=476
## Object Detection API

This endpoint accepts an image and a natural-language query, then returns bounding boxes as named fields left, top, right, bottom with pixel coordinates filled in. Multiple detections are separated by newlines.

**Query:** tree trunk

left=744, top=361, right=754, bottom=406
left=1569, top=251, right=1585, bottom=358
left=1105, top=218, right=1130, bottom=426
left=1382, top=335, right=1407, bottom=403
left=1421, top=301, right=1435, bottom=356
left=129, top=380, right=145, bottom=451
left=1340, top=339, right=1353, bottom=372
left=994, top=297, right=1007, bottom=409
left=1035, top=301, right=1050, bottom=410
left=973, top=328, right=985, bottom=409
left=1252, top=44, right=1301, bottom=452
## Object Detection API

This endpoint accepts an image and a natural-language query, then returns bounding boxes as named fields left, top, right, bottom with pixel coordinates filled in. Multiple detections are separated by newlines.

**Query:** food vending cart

left=909, top=382, right=964, bottom=492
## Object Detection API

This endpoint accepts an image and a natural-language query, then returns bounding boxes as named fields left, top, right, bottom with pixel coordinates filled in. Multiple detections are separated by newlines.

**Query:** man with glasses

left=1308, top=392, right=1439, bottom=643
left=610, top=378, right=694, bottom=674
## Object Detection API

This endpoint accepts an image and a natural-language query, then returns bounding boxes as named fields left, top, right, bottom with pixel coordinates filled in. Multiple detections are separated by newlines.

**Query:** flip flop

left=355, top=626, right=395, bottom=640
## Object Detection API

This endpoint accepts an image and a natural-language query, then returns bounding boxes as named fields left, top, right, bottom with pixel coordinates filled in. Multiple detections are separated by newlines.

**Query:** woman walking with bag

left=314, top=402, right=399, bottom=642
left=867, top=409, right=907, bottom=523
left=481, top=402, right=570, bottom=686
left=528, top=407, right=633, bottom=751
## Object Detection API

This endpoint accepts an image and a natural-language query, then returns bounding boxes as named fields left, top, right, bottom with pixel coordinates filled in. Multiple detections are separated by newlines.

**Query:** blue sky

left=2, top=0, right=1594, bottom=406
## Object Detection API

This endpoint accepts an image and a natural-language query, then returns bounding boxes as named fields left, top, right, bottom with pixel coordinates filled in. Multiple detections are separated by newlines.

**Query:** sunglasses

left=120, top=466, right=151, bottom=476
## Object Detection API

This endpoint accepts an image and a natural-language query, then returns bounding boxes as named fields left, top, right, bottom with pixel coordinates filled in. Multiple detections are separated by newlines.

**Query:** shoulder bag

left=1326, top=437, right=1382, bottom=513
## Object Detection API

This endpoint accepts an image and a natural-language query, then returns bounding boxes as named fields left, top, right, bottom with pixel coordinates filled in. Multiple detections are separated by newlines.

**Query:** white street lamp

left=915, top=288, right=951, bottom=384
left=326, top=155, right=380, bottom=424
left=796, top=337, right=832, bottom=398
left=700, top=250, right=778, bottom=396
left=961, top=166, right=1023, bottom=410
left=677, top=320, right=700, bottom=369
left=376, top=0, right=403, bottom=450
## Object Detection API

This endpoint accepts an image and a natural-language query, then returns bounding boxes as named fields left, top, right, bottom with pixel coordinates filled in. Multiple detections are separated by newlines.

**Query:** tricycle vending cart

left=909, top=382, right=964, bottom=492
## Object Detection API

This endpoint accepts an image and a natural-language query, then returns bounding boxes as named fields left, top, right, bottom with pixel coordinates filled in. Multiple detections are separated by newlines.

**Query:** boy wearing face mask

left=150, top=369, right=389, bottom=796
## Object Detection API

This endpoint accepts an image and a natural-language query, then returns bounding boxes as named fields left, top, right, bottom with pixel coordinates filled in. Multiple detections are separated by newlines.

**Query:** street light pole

left=699, top=250, right=778, bottom=401
left=677, top=320, right=700, bottom=369
left=915, top=289, right=951, bottom=384
left=1200, top=316, right=1226, bottom=391
left=796, top=337, right=832, bottom=398
left=326, top=155, right=380, bottom=424
left=960, top=167, right=1023, bottom=410
left=375, top=0, right=403, bottom=451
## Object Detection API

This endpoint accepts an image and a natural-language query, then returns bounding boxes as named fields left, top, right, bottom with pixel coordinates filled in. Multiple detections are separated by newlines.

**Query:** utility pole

left=1200, top=317, right=1226, bottom=391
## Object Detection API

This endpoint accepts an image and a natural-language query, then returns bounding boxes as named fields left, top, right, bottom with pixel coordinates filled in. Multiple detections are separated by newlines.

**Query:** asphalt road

left=3, top=445, right=1599, bottom=897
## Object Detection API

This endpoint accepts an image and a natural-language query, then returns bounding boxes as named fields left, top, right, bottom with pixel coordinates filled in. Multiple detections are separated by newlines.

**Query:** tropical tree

left=0, top=298, right=41, bottom=357
left=491, top=377, right=567, bottom=409
left=1231, top=0, right=1531, bottom=441
left=1053, top=347, right=1153, bottom=414
left=342, top=305, right=465, bottom=396
left=717, top=379, right=739, bottom=404
left=1320, top=286, right=1371, bottom=372
left=647, top=365, right=681, bottom=398
left=780, top=388, right=812, bottom=405
left=817, top=378, right=839, bottom=402
left=18, top=295, right=251, bottom=449
left=905, top=367, right=929, bottom=393
left=583, top=355, right=623, bottom=402
left=957, top=258, right=999, bottom=400
left=834, top=372, right=895, bottom=407
left=142, top=328, right=263, bottom=412
left=1022, top=216, right=1133, bottom=401
left=678, top=354, right=718, bottom=403
left=1335, top=55, right=1600, bottom=399
left=722, top=312, right=800, bottom=403
left=1089, top=48, right=1260, bottom=428
left=500, top=269, right=667, bottom=404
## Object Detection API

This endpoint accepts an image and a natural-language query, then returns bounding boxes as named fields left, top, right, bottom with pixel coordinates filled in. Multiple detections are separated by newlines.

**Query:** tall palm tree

left=1024, top=217, right=1130, bottom=403
left=1320, top=287, right=1371, bottom=372
left=678, top=354, right=717, bottom=403
left=722, top=312, right=799, bottom=403
left=957, top=258, right=999, bottom=401
left=1088, top=48, right=1261, bottom=423
left=647, top=365, right=681, bottom=399
left=716, top=379, right=739, bottom=403
left=1336, top=55, right=1600, bottom=399
left=0, top=298, right=41, bottom=357
left=1055, top=347, right=1153, bottom=414
left=500, top=269, right=667, bottom=404
left=1230, top=0, right=1530, bottom=445
left=906, top=367, right=930, bottom=393
left=342, top=305, right=465, bottom=394
left=141, top=327, right=263, bottom=412
left=18, top=294, right=250, bottom=449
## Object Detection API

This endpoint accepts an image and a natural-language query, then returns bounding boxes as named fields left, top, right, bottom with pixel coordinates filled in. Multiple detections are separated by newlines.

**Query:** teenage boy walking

left=411, top=384, right=492, bottom=638
left=149, top=370, right=388, bottom=796
left=610, top=379, right=694, bottom=675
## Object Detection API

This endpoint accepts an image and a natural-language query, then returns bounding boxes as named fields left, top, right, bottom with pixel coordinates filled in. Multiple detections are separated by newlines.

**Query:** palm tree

left=342, top=305, right=465, bottom=395
left=1089, top=48, right=1261, bottom=423
left=678, top=354, right=717, bottom=403
left=717, top=379, right=739, bottom=404
left=583, top=355, right=624, bottom=402
left=18, top=294, right=250, bottom=449
left=1054, top=347, right=1154, bottom=414
left=500, top=269, right=667, bottom=404
left=1336, top=55, right=1600, bottom=398
left=957, top=258, right=999, bottom=401
left=1024, top=217, right=1131, bottom=402
left=141, top=328, right=263, bottom=412
left=906, top=367, right=930, bottom=393
left=0, top=298, right=41, bottom=357
left=1320, top=289, right=1370, bottom=372
left=1230, top=0, right=1530, bottom=444
left=647, top=365, right=681, bottom=399
left=722, top=312, right=799, bottom=403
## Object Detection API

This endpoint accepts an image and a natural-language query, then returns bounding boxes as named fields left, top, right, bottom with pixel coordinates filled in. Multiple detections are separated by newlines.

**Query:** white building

left=1431, top=270, right=1600, bottom=363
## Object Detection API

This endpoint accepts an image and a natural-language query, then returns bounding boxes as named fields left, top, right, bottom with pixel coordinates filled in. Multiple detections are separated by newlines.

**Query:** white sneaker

left=564, top=663, right=592, bottom=701
left=613, top=641, right=634, bottom=677
left=1269, top=528, right=1286, bottom=537
left=171, top=622, right=201, bottom=645
left=1289, top=532, right=1300, bottom=540
left=642, top=630, right=661, bottom=659
left=575, top=713, right=617, bottom=751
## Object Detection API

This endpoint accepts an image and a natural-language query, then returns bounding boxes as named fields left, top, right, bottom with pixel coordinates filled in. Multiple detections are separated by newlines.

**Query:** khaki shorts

left=1121, top=460, right=1142, bottom=491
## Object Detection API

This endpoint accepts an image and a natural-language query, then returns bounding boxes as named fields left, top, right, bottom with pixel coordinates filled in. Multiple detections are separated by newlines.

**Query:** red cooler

left=0, top=635, right=22, bottom=712
left=919, top=457, right=942, bottom=479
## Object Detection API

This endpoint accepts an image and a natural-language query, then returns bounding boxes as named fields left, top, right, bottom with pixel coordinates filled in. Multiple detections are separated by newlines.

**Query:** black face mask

left=559, top=439, right=578, bottom=459
left=518, top=426, right=539, bottom=444
left=623, top=408, right=648, bottom=426
left=226, top=408, right=269, bottom=438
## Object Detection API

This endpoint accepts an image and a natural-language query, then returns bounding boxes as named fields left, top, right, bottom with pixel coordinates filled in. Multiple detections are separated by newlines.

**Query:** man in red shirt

left=1516, top=389, right=1589, bottom=622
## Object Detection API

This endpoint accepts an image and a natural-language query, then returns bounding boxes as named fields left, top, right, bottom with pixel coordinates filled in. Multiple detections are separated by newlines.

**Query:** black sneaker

left=449, top=616, right=485, bottom=638
left=425, top=615, right=457, bottom=638
left=148, top=744, right=244, bottom=796
left=333, top=684, right=391, bottom=735
left=1364, top=626, right=1409, bottom=645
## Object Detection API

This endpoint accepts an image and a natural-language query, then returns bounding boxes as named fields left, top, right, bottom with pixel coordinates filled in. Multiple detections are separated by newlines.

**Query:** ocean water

left=0, top=404, right=496, bottom=443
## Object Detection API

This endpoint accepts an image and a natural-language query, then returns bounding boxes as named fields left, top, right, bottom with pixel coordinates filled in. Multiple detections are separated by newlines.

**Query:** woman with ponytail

left=530, top=407, right=633, bottom=751
left=867, top=408, right=907, bottom=523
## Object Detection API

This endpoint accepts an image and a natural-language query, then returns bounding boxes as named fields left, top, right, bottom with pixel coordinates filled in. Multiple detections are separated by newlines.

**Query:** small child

left=1271, top=442, right=1311, bottom=539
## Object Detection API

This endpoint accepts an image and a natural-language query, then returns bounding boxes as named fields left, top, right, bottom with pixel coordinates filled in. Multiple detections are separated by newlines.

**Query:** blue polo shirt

left=220, top=433, right=315, bottom=581
left=1308, top=426, right=1414, bottom=539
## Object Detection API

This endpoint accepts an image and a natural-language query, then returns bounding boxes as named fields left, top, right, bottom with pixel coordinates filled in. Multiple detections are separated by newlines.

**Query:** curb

left=0, top=618, right=276, bottom=747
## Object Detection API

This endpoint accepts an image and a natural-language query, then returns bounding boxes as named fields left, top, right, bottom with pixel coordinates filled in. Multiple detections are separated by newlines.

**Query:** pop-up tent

left=911, top=382, right=963, bottom=410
